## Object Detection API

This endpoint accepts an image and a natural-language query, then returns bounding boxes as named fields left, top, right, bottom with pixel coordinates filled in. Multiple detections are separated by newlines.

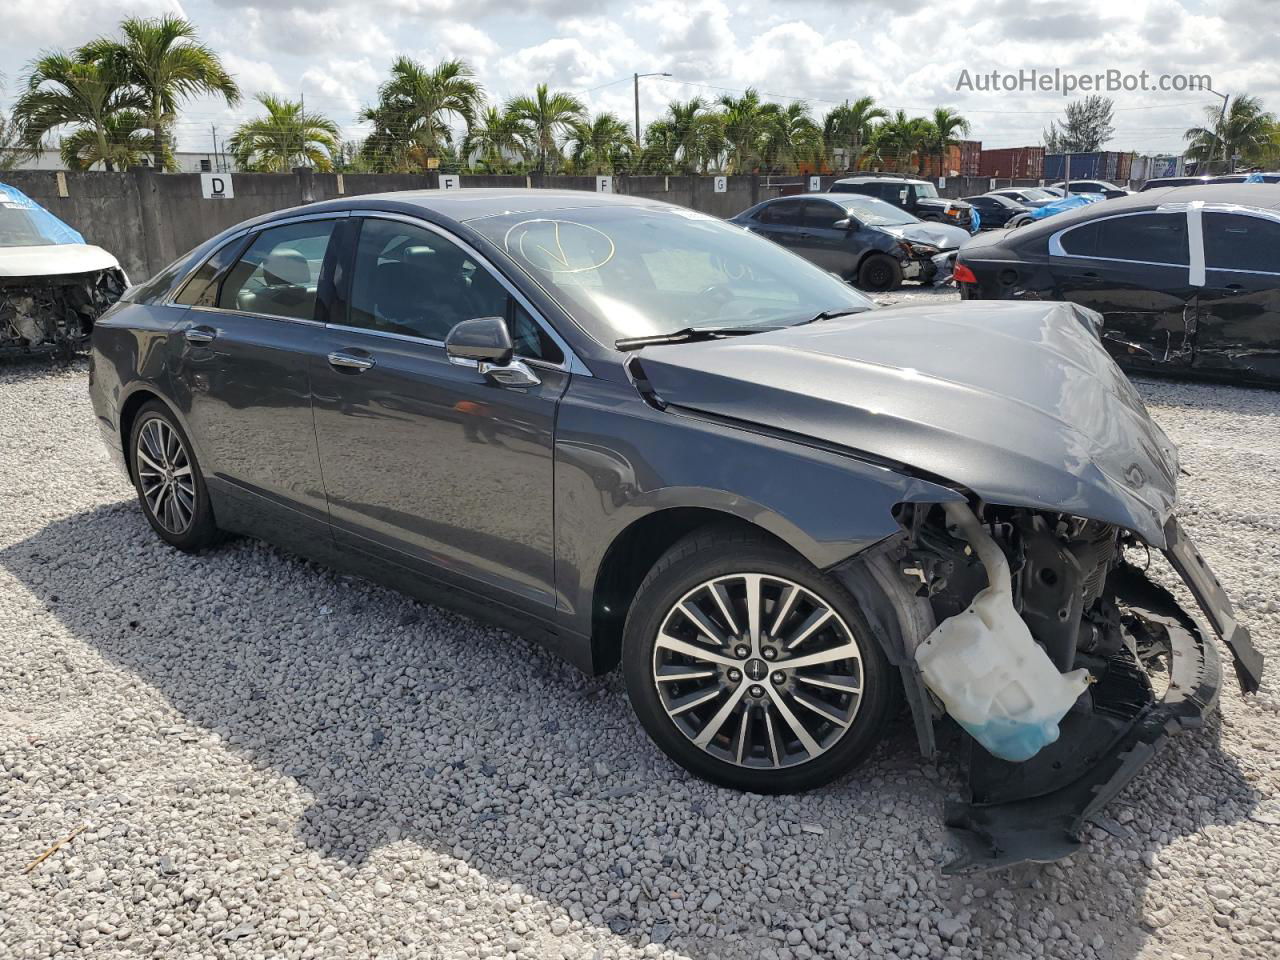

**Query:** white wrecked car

left=1, top=183, right=127, bottom=358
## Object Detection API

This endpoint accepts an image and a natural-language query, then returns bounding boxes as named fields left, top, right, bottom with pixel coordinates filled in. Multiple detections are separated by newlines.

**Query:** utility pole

left=633, top=71, right=673, bottom=143
left=1207, top=87, right=1230, bottom=173
left=210, top=123, right=217, bottom=172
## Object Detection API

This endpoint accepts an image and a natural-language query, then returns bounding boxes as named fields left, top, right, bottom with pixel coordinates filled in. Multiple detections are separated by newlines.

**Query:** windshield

left=467, top=205, right=874, bottom=345
left=0, top=206, right=54, bottom=247
left=838, top=196, right=918, bottom=226
left=911, top=183, right=940, bottom=199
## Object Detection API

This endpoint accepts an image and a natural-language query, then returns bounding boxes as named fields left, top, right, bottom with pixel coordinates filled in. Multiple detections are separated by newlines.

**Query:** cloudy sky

left=2, top=0, right=1274, bottom=158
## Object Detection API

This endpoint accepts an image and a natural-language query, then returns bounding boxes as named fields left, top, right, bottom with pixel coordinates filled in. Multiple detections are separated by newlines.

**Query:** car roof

left=272, top=187, right=680, bottom=225
left=833, top=176, right=928, bottom=185
left=1015, top=183, right=1280, bottom=236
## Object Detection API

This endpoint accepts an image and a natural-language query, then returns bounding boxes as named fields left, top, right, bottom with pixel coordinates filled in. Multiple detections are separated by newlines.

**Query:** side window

left=218, top=220, right=336, bottom=320
left=1058, top=222, right=1099, bottom=257
left=800, top=200, right=845, bottom=228
left=1204, top=213, right=1280, bottom=274
left=1095, top=213, right=1188, bottom=265
left=347, top=218, right=563, bottom=362
left=174, top=236, right=250, bottom=306
left=757, top=199, right=803, bottom=225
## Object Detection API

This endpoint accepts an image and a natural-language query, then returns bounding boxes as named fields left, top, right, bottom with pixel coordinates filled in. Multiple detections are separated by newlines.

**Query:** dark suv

left=830, top=176, right=973, bottom=230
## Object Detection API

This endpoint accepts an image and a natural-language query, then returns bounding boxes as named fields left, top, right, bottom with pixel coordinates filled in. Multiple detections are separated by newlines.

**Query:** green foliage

left=1043, top=96, right=1115, bottom=154
left=229, top=94, right=340, bottom=172
left=358, top=57, right=484, bottom=172
left=1184, top=95, right=1276, bottom=172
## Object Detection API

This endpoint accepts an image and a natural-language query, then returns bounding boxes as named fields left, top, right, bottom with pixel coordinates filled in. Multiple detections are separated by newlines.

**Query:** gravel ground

left=1, top=357, right=1277, bottom=960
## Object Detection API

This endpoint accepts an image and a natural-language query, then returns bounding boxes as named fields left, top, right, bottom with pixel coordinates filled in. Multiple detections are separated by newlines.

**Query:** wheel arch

left=117, top=387, right=194, bottom=478
left=589, top=507, right=799, bottom=674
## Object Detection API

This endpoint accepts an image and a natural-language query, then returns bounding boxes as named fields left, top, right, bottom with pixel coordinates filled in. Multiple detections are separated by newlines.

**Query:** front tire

left=128, top=401, right=219, bottom=552
left=622, top=529, right=895, bottom=793
left=856, top=253, right=903, bottom=292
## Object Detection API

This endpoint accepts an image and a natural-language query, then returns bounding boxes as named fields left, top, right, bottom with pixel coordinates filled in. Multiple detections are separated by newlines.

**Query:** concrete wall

left=1, top=170, right=772, bottom=281
left=2, top=168, right=1086, bottom=282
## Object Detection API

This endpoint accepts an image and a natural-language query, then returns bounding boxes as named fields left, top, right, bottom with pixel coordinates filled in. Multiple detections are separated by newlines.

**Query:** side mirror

left=832, top=218, right=855, bottom=231
left=445, top=316, right=541, bottom=388
left=445, top=316, right=513, bottom=366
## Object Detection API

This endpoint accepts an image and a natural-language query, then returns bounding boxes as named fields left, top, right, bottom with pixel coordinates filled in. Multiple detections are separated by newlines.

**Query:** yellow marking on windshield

left=503, top=218, right=616, bottom=274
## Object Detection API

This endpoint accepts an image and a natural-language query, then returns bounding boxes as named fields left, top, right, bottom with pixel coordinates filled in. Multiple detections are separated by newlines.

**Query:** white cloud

left=2, top=0, right=1277, bottom=156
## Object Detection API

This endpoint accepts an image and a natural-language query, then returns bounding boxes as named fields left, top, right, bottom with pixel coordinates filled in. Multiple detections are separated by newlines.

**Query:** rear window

left=1204, top=213, right=1280, bottom=274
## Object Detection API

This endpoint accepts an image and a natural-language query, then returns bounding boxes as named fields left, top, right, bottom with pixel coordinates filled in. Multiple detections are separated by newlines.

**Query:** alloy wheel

left=135, top=417, right=196, bottom=535
left=651, top=573, right=864, bottom=769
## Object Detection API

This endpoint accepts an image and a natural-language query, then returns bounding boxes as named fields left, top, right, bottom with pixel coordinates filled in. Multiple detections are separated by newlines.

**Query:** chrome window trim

left=160, top=210, right=352, bottom=307
left=343, top=210, right=590, bottom=376
left=189, top=304, right=323, bottom=326
left=1048, top=210, right=1194, bottom=273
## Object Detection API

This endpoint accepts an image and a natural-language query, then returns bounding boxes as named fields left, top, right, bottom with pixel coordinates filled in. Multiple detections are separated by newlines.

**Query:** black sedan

left=963, top=193, right=1031, bottom=228
left=89, top=189, right=1260, bottom=870
left=730, top=193, right=970, bottom=291
left=956, top=184, right=1280, bottom=385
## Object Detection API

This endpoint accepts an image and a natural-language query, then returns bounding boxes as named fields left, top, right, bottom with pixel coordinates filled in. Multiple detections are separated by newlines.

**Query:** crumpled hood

left=0, top=243, right=121, bottom=279
left=878, top=221, right=971, bottom=250
left=635, top=301, right=1180, bottom=545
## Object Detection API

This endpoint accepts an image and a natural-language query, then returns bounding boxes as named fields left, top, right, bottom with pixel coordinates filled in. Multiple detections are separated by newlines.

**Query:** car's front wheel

left=856, top=253, right=903, bottom=292
left=128, top=401, right=220, bottom=552
left=622, top=529, right=895, bottom=793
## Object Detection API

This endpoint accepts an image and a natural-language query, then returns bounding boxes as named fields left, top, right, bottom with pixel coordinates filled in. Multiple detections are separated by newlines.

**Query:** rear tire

left=128, top=401, right=220, bottom=552
left=1008, top=214, right=1032, bottom=228
left=622, top=528, right=895, bottom=793
left=856, top=254, right=903, bottom=292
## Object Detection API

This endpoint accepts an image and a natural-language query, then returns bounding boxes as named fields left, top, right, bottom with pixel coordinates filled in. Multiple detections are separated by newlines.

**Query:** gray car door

left=169, top=215, right=340, bottom=534
left=310, top=214, right=572, bottom=614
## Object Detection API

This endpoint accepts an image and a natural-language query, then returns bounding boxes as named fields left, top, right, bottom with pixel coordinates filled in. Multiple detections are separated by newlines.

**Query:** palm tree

left=922, top=107, right=971, bottom=176
left=760, top=101, right=822, bottom=173
left=717, top=89, right=772, bottom=173
left=1185, top=95, right=1276, bottom=173
left=228, top=94, right=339, bottom=172
left=463, top=105, right=526, bottom=173
left=60, top=109, right=152, bottom=170
left=362, top=57, right=484, bottom=168
left=12, top=53, right=147, bottom=171
left=504, top=84, right=584, bottom=174
left=660, top=98, right=719, bottom=173
left=565, top=113, right=634, bottom=174
left=872, top=110, right=930, bottom=173
left=84, top=15, right=239, bottom=171
left=822, top=96, right=887, bottom=172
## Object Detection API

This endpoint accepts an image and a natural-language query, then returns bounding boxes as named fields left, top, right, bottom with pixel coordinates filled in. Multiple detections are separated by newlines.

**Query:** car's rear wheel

left=1008, top=214, right=1033, bottom=228
left=622, top=529, right=895, bottom=793
left=128, top=401, right=219, bottom=552
left=856, top=254, right=903, bottom=292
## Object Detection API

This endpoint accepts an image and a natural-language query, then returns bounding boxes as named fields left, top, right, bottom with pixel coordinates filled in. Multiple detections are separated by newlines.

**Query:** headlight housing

left=899, top=241, right=941, bottom=258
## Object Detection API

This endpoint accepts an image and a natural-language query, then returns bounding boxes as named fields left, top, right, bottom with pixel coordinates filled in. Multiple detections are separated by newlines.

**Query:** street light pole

left=633, top=71, right=673, bottom=143
left=1207, top=87, right=1231, bottom=173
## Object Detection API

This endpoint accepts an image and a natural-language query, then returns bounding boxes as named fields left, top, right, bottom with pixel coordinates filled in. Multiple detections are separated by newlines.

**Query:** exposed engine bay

left=0, top=268, right=126, bottom=359
left=837, top=501, right=1264, bottom=873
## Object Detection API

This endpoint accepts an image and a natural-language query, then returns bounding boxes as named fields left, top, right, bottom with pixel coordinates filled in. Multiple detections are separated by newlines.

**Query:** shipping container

left=978, top=146, right=1044, bottom=179
left=1043, top=151, right=1131, bottom=183
left=959, top=140, right=982, bottom=177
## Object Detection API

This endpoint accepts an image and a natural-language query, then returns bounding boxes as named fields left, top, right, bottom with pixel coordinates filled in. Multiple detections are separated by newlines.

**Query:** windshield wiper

left=805, top=307, right=866, bottom=324
left=614, top=326, right=776, bottom=350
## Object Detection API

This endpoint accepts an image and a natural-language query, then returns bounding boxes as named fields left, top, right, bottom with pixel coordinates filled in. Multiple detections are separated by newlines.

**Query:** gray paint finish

left=635, top=300, right=1180, bottom=546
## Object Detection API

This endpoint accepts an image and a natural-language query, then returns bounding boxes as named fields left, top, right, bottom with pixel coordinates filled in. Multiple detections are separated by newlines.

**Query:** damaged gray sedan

left=1, top=183, right=127, bottom=358
left=88, top=189, right=1263, bottom=872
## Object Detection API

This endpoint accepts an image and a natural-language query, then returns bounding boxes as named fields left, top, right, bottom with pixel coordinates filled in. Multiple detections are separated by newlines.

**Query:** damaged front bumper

left=944, top=519, right=1263, bottom=874
left=1, top=268, right=126, bottom=358
left=900, top=250, right=959, bottom=286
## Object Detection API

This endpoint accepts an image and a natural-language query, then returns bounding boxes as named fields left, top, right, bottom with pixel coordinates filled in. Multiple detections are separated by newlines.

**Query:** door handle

left=184, top=325, right=217, bottom=344
left=327, top=351, right=375, bottom=371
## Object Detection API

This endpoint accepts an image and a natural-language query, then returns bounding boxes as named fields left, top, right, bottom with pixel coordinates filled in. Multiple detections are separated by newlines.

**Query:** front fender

left=553, top=377, right=963, bottom=636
